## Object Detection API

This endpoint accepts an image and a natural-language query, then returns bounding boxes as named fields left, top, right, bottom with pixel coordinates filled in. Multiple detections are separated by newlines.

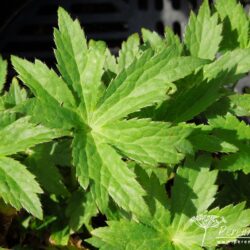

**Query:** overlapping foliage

left=1, top=0, right=250, bottom=249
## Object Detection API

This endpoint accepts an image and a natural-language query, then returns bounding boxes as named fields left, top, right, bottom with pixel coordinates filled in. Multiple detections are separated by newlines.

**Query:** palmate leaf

left=153, top=48, right=250, bottom=123
left=0, top=157, right=43, bottom=219
left=88, top=156, right=250, bottom=250
left=0, top=116, right=68, bottom=218
left=187, top=114, right=250, bottom=173
left=12, top=7, right=205, bottom=216
left=184, top=0, right=222, bottom=60
left=209, top=114, right=250, bottom=173
left=87, top=204, right=250, bottom=250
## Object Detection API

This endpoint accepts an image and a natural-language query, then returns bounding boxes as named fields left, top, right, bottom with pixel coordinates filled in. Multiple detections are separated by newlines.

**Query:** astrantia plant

left=1, top=0, right=250, bottom=249
left=12, top=7, right=207, bottom=218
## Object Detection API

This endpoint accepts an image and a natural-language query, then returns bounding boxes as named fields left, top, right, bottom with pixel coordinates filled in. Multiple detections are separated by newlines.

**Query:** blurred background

left=0, top=0, right=249, bottom=89
left=0, top=0, right=206, bottom=64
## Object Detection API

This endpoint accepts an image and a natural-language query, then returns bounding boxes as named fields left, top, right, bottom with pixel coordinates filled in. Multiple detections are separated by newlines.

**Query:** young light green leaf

left=215, top=0, right=249, bottom=50
left=117, top=33, right=140, bottom=72
left=209, top=113, right=250, bottom=141
left=184, top=0, right=222, bottom=60
left=141, top=28, right=165, bottom=51
left=228, top=94, right=250, bottom=116
left=6, top=78, right=27, bottom=106
left=203, top=48, right=250, bottom=81
left=105, top=48, right=117, bottom=74
left=165, top=27, right=183, bottom=55
left=89, top=193, right=250, bottom=250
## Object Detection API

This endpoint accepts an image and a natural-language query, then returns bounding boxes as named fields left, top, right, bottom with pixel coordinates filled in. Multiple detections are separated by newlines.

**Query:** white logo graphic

left=190, top=215, right=226, bottom=246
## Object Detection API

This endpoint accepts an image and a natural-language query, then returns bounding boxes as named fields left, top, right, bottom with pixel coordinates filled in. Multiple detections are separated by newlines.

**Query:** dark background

left=1, top=0, right=250, bottom=62
left=0, top=0, right=202, bottom=64
left=0, top=0, right=249, bottom=91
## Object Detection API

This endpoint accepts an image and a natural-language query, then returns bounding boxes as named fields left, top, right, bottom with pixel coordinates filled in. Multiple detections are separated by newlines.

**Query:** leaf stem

left=202, top=228, right=208, bottom=247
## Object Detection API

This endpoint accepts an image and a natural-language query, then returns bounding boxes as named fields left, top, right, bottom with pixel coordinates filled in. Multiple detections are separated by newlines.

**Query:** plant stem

left=202, top=228, right=208, bottom=247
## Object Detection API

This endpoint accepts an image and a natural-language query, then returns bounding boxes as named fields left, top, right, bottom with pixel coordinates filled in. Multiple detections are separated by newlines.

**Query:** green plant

left=1, top=0, right=250, bottom=249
